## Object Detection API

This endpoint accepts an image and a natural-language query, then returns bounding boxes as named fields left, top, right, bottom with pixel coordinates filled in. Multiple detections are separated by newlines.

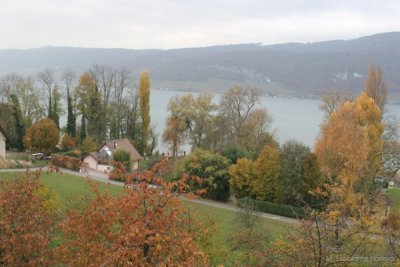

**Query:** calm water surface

left=150, top=90, right=400, bottom=152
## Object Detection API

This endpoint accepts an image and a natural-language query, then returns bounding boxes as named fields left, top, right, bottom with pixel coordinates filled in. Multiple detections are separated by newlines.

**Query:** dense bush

left=176, top=149, right=231, bottom=201
left=237, top=197, right=305, bottom=219
left=221, top=143, right=250, bottom=164
left=51, top=155, right=81, bottom=171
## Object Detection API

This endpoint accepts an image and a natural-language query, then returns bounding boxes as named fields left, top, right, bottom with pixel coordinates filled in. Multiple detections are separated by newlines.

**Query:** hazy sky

left=2, top=0, right=399, bottom=49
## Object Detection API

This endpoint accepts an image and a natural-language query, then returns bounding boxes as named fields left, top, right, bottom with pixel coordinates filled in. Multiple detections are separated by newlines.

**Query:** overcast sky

left=1, top=0, right=399, bottom=49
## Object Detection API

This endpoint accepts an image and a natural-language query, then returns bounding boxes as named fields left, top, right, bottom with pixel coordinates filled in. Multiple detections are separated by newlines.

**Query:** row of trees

left=1, top=63, right=399, bottom=265
left=166, top=65, right=396, bottom=205
left=249, top=65, right=400, bottom=265
left=0, top=67, right=154, bottom=155
left=163, top=86, right=273, bottom=158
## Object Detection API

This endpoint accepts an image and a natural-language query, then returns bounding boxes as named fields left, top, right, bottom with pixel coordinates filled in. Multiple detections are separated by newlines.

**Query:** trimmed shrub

left=237, top=197, right=305, bottom=219
left=51, top=155, right=81, bottom=171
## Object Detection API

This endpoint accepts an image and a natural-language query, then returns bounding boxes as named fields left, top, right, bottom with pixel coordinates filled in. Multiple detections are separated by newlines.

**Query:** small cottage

left=83, top=138, right=142, bottom=172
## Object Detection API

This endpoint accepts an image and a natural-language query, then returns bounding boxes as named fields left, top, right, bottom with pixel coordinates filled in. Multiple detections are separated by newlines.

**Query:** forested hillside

left=0, top=32, right=399, bottom=96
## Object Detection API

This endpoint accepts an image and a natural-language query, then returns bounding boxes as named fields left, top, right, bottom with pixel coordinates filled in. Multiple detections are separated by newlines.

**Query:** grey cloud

left=0, top=0, right=399, bottom=49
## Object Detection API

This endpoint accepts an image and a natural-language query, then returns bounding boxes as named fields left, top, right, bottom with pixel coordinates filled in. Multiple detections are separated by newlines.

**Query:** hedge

left=237, top=197, right=306, bottom=219
left=51, top=155, right=81, bottom=171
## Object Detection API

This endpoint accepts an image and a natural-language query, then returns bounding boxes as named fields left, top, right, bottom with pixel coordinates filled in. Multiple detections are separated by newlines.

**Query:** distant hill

left=0, top=32, right=399, bottom=97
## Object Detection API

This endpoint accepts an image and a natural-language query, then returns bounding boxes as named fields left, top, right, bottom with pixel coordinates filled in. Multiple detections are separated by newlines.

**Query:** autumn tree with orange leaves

left=0, top=160, right=210, bottom=266
left=55, top=159, right=209, bottom=266
left=265, top=92, right=387, bottom=266
left=0, top=171, right=58, bottom=266
left=23, top=118, right=60, bottom=154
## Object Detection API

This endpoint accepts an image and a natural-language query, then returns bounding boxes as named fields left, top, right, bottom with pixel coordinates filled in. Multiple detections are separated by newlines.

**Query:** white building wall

left=83, top=156, right=97, bottom=170
left=132, top=161, right=139, bottom=170
left=0, top=132, right=5, bottom=159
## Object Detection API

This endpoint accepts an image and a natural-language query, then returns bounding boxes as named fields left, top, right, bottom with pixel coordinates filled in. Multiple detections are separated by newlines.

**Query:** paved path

left=188, top=198, right=298, bottom=224
left=0, top=167, right=298, bottom=224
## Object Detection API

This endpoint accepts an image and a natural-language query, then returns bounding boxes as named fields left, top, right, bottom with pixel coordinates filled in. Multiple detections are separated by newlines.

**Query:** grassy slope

left=0, top=172, right=122, bottom=210
left=387, top=188, right=400, bottom=213
left=0, top=171, right=291, bottom=264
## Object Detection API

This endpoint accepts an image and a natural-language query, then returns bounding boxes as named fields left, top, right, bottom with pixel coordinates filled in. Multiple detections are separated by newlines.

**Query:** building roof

left=0, top=124, right=7, bottom=140
left=86, top=152, right=100, bottom=162
left=103, top=138, right=142, bottom=161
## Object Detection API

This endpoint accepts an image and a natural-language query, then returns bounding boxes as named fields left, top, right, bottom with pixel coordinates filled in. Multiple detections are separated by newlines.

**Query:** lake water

left=151, top=89, right=400, bottom=152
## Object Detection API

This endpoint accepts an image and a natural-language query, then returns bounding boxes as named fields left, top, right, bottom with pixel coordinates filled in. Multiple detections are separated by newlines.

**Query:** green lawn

left=386, top=188, right=400, bottom=213
left=187, top=201, right=292, bottom=265
left=0, top=170, right=291, bottom=264
left=0, top=171, right=123, bottom=210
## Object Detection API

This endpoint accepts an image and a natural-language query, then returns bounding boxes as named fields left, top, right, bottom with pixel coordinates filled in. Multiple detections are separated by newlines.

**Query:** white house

left=0, top=125, right=7, bottom=159
left=82, top=138, right=142, bottom=172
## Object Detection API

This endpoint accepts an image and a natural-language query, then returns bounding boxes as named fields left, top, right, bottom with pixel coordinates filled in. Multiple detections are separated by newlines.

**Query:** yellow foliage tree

left=315, top=92, right=384, bottom=206
left=229, top=158, right=254, bottom=199
left=229, top=143, right=281, bottom=202
left=266, top=93, right=385, bottom=266
left=139, top=71, right=151, bottom=154
left=253, top=143, right=281, bottom=202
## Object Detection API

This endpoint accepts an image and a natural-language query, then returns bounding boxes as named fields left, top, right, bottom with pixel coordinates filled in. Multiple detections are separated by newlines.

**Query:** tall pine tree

left=10, top=95, right=25, bottom=151
left=51, top=86, right=60, bottom=129
left=66, top=86, right=76, bottom=137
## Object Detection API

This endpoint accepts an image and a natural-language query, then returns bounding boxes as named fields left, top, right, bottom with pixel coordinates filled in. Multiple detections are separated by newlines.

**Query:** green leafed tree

left=166, top=93, right=217, bottom=150
left=76, top=73, right=104, bottom=143
left=280, top=140, right=324, bottom=207
left=10, top=95, right=25, bottom=151
left=176, top=149, right=231, bottom=201
left=80, top=137, right=98, bottom=155
left=49, top=85, right=61, bottom=129
left=64, top=69, right=77, bottom=137
left=66, top=86, right=76, bottom=137
left=221, top=143, right=250, bottom=164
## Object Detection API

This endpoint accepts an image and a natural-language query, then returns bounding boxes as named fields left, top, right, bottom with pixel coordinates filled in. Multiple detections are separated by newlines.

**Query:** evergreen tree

left=47, top=95, right=53, bottom=120
left=139, top=71, right=150, bottom=154
left=52, top=87, right=60, bottom=129
left=66, top=87, right=76, bottom=137
left=10, top=95, right=25, bottom=151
